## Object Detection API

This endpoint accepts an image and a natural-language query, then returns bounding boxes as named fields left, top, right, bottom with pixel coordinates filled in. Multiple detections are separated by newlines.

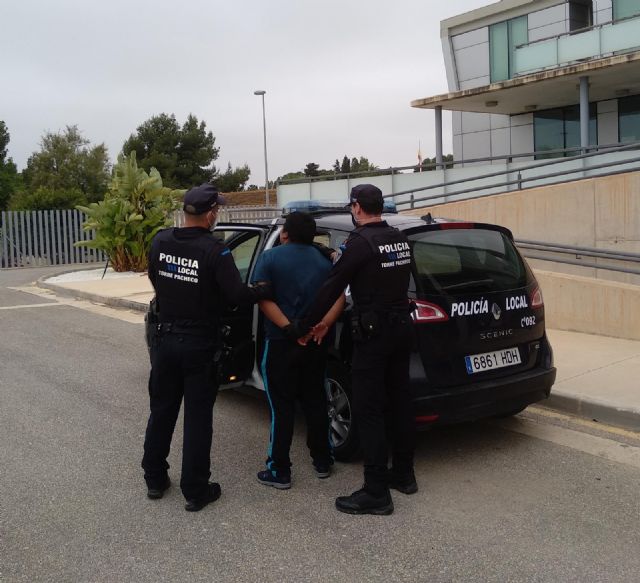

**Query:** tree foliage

left=0, top=121, right=18, bottom=210
left=76, top=152, right=183, bottom=272
left=414, top=154, right=454, bottom=172
left=122, top=114, right=219, bottom=189
left=332, top=155, right=378, bottom=175
left=215, top=163, right=251, bottom=192
left=278, top=155, right=378, bottom=183
left=20, top=125, right=110, bottom=205
left=9, top=187, right=86, bottom=211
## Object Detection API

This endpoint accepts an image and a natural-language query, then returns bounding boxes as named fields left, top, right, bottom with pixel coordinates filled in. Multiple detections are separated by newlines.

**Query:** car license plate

left=465, top=347, right=521, bottom=374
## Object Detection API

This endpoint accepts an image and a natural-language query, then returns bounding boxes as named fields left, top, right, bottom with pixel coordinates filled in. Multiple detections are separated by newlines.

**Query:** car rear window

left=408, top=228, right=529, bottom=294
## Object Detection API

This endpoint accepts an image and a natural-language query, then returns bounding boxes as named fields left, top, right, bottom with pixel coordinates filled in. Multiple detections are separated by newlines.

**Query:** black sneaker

left=313, top=462, right=333, bottom=479
left=257, top=469, right=291, bottom=490
left=389, top=471, right=418, bottom=495
left=184, top=482, right=222, bottom=512
left=335, top=488, right=394, bottom=516
left=147, top=476, right=171, bottom=500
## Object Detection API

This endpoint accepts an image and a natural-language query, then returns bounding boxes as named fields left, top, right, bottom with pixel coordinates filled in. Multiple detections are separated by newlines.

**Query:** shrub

left=76, top=152, right=184, bottom=272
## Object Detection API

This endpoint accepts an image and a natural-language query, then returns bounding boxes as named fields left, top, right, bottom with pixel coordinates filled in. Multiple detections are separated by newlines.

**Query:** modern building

left=412, top=0, right=640, bottom=163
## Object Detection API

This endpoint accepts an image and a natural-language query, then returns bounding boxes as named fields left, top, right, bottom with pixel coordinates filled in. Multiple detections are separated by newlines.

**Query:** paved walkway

left=38, top=268, right=640, bottom=432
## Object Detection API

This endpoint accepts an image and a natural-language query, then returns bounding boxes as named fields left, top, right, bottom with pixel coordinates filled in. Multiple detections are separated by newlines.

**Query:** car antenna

left=421, top=212, right=434, bottom=224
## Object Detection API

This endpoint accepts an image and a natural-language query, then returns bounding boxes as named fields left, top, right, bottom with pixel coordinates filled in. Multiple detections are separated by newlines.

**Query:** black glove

left=312, top=242, right=336, bottom=261
left=249, top=281, right=274, bottom=301
left=282, top=320, right=307, bottom=341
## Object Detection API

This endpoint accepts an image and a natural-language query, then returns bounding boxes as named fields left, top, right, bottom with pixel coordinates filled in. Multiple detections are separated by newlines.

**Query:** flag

left=417, top=141, right=423, bottom=171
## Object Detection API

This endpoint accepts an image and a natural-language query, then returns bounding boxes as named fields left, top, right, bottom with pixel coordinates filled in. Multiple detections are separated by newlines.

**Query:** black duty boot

left=184, top=482, right=222, bottom=512
left=147, top=476, right=171, bottom=500
left=335, top=488, right=394, bottom=516
left=389, top=470, right=418, bottom=495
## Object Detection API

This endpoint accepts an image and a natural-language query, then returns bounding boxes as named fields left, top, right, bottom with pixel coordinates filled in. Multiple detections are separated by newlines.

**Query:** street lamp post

left=254, top=90, right=270, bottom=206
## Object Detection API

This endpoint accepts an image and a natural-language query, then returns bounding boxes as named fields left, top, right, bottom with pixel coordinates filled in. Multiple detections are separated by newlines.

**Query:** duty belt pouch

left=360, top=311, right=379, bottom=340
left=351, top=311, right=379, bottom=342
left=145, top=297, right=160, bottom=345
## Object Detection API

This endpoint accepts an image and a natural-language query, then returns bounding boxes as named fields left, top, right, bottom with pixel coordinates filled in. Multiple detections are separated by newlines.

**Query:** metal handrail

left=516, top=240, right=640, bottom=262
left=516, top=240, right=640, bottom=277
left=515, top=13, right=640, bottom=50
left=394, top=148, right=640, bottom=207
left=522, top=253, right=640, bottom=276
left=278, top=141, right=640, bottom=185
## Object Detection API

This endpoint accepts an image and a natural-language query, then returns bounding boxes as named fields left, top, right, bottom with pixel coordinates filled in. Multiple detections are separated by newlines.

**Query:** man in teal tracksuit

left=250, top=211, right=344, bottom=488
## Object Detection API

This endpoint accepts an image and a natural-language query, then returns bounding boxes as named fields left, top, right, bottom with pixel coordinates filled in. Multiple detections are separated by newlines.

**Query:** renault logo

left=491, top=302, right=502, bottom=320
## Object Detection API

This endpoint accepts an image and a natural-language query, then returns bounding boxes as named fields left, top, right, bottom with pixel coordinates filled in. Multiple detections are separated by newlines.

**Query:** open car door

left=214, top=223, right=271, bottom=387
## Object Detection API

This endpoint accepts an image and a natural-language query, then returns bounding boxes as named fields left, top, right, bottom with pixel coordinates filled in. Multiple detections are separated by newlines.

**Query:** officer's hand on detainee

left=249, top=281, right=274, bottom=301
left=310, top=321, right=329, bottom=345
left=282, top=321, right=307, bottom=343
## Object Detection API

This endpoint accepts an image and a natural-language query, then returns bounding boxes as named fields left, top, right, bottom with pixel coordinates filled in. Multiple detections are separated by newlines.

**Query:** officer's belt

left=154, top=322, right=216, bottom=337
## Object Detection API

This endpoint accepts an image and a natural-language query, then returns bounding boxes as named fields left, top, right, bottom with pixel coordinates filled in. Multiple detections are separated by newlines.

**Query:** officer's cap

left=349, top=184, right=383, bottom=209
left=183, top=183, right=226, bottom=215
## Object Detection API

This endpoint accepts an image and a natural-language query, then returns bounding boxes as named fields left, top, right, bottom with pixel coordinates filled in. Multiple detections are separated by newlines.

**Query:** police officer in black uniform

left=142, top=183, right=271, bottom=512
left=304, top=184, right=416, bottom=515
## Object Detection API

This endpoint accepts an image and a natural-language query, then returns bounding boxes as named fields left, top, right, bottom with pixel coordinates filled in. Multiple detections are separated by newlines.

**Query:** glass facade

left=534, top=104, right=597, bottom=158
left=613, top=0, right=640, bottom=20
left=619, top=95, right=640, bottom=142
left=490, top=16, right=528, bottom=82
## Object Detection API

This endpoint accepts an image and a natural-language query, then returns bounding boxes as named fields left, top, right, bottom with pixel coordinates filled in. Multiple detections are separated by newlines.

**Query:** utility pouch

left=359, top=311, right=379, bottom=340
left=350, top=313, right=365, bottom=342
left=145, top=296, right=160, bottom=348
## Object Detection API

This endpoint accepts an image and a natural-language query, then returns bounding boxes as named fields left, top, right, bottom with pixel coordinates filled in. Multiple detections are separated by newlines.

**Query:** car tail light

left=439, top=222, right=474, bottom=230
left=530, top=286, right=544, bottom=308
left=411, top=300, right=449, bottom=323
left=416, top=414, right=440, bottom=423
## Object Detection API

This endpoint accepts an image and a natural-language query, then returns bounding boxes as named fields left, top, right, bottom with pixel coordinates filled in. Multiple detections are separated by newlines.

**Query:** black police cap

left=183, top=183, right=227, bottom=215
left=349, top=184, right=383, bottom=208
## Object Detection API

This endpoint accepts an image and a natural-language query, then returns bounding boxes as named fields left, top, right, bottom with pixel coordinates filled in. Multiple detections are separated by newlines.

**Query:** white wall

left=528, top=3, right=569, bottom=42
left=594, top=0, right=613, bottom=24
left=451, top=27, right=490, bottom=90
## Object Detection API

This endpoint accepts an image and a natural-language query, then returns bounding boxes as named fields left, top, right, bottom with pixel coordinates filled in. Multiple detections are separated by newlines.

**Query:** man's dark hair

left=357, top=198, right=383, bottom=215
left=283, top=211, right=316, bottom=244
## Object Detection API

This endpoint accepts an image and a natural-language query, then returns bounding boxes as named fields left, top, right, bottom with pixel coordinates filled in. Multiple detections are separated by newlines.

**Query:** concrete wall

left=534, top=269, right=640, bottom=340
left=403, top=171, right=640, bottom=339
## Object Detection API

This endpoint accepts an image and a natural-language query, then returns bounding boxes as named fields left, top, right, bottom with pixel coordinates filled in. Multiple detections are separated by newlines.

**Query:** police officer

left=304, top=184, right=416, bottom=516
left=142, top=183, right=271, bottom=512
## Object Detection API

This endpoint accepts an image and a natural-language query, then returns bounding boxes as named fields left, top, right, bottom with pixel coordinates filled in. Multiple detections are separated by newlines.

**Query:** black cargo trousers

left=262, top=339, right=333, bottom=476
left=142, top=328, right=219, bottom=500
left=351, top=312, right=415, bottom=495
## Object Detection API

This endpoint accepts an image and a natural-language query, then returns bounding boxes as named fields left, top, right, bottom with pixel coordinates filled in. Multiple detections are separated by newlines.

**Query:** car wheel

left=325, top=361, right=360, bottom=461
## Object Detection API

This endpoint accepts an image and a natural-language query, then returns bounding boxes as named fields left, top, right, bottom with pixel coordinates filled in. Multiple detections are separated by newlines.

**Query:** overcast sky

left=1, top=0, right=491, bottom=185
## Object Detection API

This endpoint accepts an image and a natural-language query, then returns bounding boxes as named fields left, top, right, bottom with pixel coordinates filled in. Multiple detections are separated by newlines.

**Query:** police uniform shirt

left=251, top=242, right=332, bottom=340
left=149, top=227, right=254, bottom=325
left=306, top=221, right=411, bottom=325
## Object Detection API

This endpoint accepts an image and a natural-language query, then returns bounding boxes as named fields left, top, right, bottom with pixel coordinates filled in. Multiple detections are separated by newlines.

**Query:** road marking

left=496, top=416, right=640, bottom=470
left=7, top=285, right=145, bottom=324
left=530, top=405, right=640, bottom=440
left=0, top=302, right=68, bottom=310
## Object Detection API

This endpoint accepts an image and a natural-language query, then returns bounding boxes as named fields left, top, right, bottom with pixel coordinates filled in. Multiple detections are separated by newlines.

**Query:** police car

left=212, top=203, right=556, bottom=461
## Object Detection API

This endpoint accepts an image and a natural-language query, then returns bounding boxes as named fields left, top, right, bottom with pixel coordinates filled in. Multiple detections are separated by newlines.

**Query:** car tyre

left=325, top=360, right=360, bottom=462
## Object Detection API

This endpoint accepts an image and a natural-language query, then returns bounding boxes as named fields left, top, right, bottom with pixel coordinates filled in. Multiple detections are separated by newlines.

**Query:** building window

left=619, top=95, right=640, bottom=142
left=613, top=0, right=640, bottom=21
left=569, top=1, right=593, bottom=31
left=534, top=104, right=597, bottom=158
left=489, top=15, right=528, bottom=82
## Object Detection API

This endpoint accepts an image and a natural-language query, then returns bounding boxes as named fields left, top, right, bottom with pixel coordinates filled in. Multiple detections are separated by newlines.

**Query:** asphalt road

left=2, top=267, right=640, bottom=583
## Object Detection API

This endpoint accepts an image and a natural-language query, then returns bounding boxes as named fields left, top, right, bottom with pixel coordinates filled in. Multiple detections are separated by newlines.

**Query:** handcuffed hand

left=282, top=321, right=307, bottom=342
left=310, top=321, right=329, bottom=345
